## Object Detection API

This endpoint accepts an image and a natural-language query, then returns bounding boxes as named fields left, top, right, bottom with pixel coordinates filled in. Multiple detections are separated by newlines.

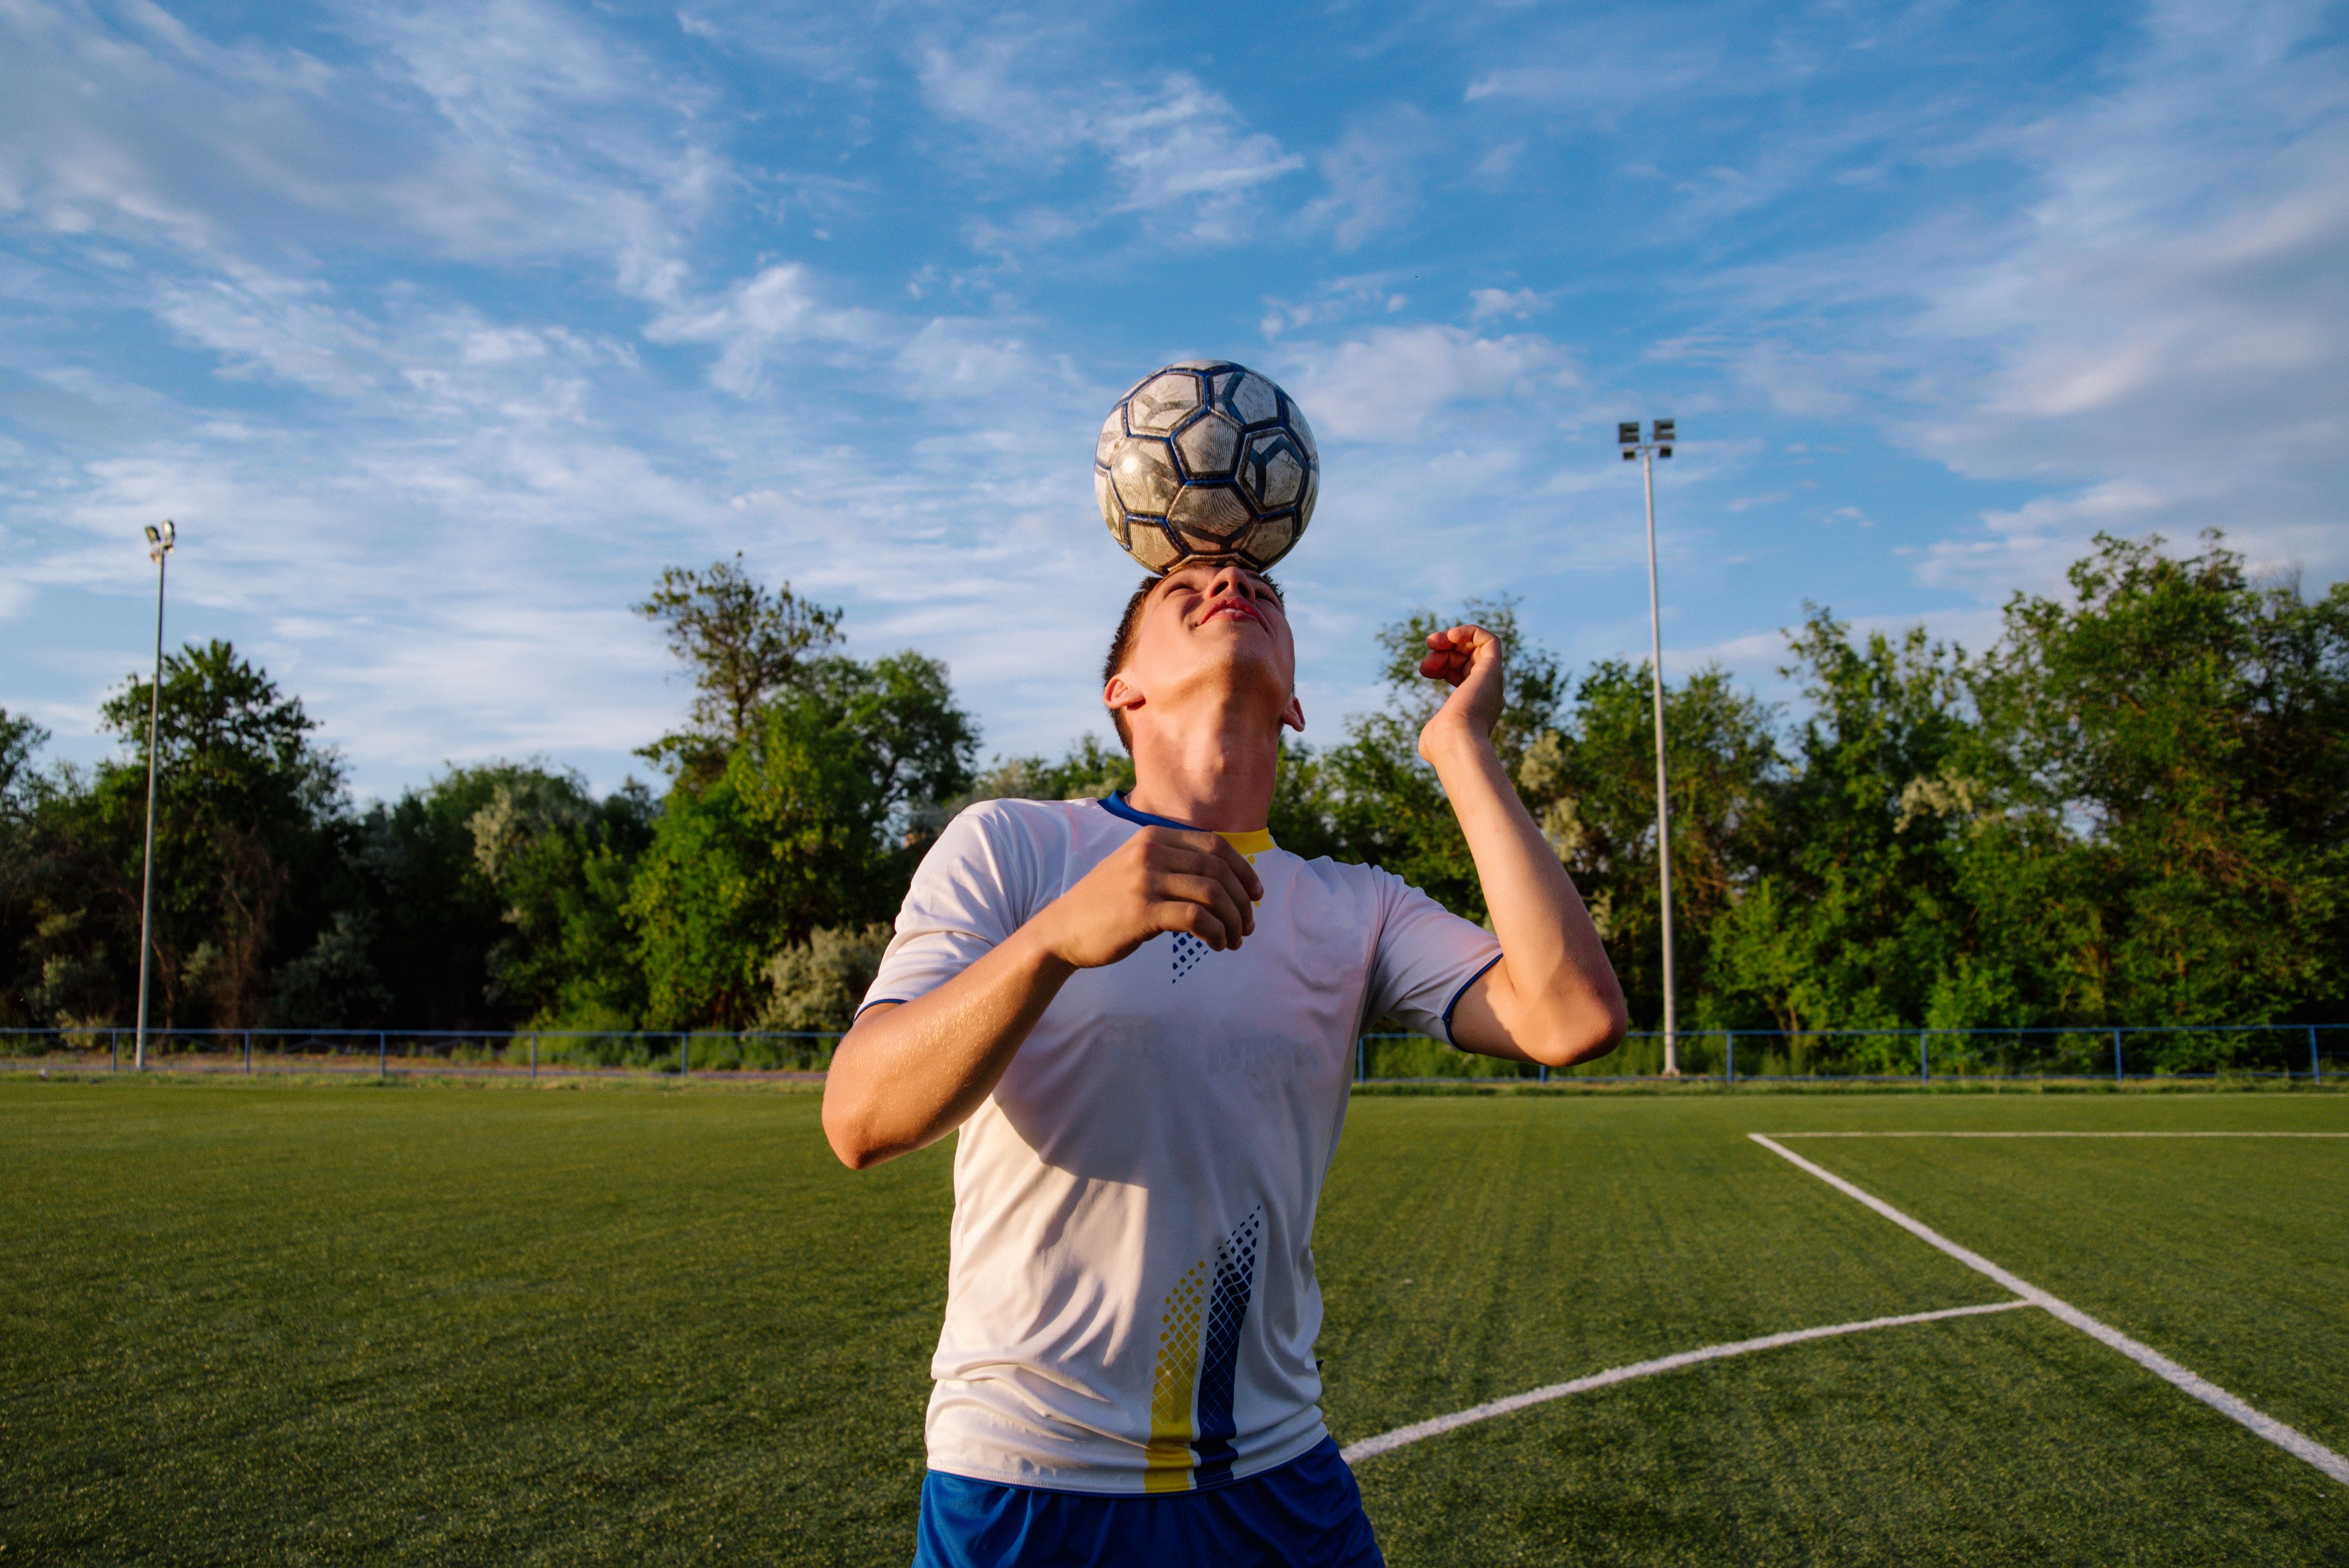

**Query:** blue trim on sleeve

left=1440, top=954, right=1504, bottom=1048
left=1097, top=792, right=1201, bottom=831
left=854, top=997, right=909, bottom=1018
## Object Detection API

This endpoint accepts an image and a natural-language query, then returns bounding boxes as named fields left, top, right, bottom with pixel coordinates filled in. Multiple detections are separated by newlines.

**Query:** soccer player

left=824, top=560, right=1627, bottom=1567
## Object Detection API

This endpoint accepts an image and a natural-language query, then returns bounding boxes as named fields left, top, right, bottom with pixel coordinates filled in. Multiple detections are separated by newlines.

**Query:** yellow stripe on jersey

left=1143, top=1260, right=1210, bottom=1491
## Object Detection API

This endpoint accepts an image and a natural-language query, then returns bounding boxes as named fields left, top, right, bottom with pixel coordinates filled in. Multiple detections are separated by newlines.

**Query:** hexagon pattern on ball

left=1174, top=411, right=1242, bottom=481
left=1210, top=368, right=1280, bottom=427
left=1238, top=428, right=1307, bottom=512
left=1110, top=439, right=1180, bottom=516
left=1127, top=373, right=1202, bottom=436
left=1168, top=484, right=1253, bottom=543
left=1093, top=358, right=1318, bottom=575
left=1127, top=523, right=1183, bottom=574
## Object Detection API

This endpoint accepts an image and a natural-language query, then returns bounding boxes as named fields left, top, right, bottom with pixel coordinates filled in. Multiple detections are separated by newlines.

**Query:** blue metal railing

left=4, top=1022, right=2341, bottom=1084
left=0, top=1027, right=844, bottom=1079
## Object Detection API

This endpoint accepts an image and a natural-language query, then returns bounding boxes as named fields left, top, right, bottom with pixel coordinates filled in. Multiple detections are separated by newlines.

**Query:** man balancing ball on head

left=822, top=361, right=1627, bottom=1568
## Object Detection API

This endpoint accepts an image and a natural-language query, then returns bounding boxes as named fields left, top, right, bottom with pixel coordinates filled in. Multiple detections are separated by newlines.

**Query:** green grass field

left=4, top=1079, right=2345, bottom=1565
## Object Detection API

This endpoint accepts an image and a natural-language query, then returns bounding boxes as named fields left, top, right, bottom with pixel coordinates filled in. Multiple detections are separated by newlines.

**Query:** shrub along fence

left=2, top=1023, right=2341, bottom=1084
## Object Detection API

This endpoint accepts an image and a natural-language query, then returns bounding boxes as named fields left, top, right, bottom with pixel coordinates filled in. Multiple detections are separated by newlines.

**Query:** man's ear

left=1105, top=674, right=1145, bottom=722
left=1281, top=694, right=1305, bottom=733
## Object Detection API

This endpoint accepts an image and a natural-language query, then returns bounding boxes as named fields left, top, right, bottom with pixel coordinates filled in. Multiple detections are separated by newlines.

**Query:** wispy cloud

left=1692, top=0, right=2349, bottom=596
left=1281, top=324, right=1574, bottom=440
left=917, top=39, right=1302, bottom=246
left=645, top=263, right=884, bottom=394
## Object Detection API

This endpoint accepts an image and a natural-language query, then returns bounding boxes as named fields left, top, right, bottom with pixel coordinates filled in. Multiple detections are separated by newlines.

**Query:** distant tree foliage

left=634, top=554, right=845, bottom=782
left=1, top=534, right=2341, bottom=1060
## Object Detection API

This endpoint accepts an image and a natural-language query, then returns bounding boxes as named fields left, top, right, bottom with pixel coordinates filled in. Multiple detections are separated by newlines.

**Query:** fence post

left=681, top=1033, right=689, bottom=1080
left=1539, top=1061, right=1549, bottom=1084
left=1355, top=1037, right=1365, bottom=1083
left=1920, top=1031, right=1929, bottom=1083
left=2113, top=1028, right=2123, bottom=1081
left=531, top=1036, right=538, bottom=1082
left=112, top=1031, right=119, bottom=1073
left=379, top=1031, right=387, bottom=1079
left=1727, top=1032, right=1735, bottom=1085
left=2313, top=1025, right=2322, bottom=1083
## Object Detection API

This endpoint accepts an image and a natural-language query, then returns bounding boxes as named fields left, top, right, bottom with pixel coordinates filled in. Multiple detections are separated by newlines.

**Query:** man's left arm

left=1417, top=624, right=1629, bottom=1067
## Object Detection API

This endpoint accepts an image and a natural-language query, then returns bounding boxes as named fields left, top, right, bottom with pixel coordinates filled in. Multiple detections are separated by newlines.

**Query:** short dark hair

left=1100, top=568, right=1282, bottom=752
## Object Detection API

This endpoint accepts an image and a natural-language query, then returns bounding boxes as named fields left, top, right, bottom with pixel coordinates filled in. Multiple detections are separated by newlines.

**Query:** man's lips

left=1199, top=597, right=1263, bottom=628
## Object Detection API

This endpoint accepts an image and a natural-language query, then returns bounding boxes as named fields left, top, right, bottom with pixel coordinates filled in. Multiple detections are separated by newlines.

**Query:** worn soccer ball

left=1094, top=360, right=1318, bottom=575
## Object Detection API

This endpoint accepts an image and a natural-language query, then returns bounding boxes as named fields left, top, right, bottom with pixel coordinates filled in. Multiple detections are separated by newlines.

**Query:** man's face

left=1108, top=560, right=1302, bottom=734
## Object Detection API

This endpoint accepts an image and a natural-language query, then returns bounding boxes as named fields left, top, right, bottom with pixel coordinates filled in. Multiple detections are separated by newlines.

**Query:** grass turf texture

left=2, top=1084, right=2342, bottom=1564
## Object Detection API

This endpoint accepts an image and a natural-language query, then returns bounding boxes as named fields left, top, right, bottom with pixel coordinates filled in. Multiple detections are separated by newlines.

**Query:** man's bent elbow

left=821, top=1090, right=895, bottom=1171
left=1539, top=996, right=1629, bottom=1067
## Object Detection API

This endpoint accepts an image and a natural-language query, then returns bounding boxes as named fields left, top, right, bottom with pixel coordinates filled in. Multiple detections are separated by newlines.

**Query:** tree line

left=3, top=533, right=2342, bottom=1063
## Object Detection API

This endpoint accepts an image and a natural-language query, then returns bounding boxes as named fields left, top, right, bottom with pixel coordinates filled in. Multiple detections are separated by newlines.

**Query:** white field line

left=1340, top=1299, right=2032, bottom=1463
left=1749, top=1133, right=2349, bottom=1488
left=1767, top=1131, right=2349, bottom=1139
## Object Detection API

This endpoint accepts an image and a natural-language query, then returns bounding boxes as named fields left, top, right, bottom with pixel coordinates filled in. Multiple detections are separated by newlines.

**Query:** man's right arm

left=821, top=826, right=1262, bottom=1169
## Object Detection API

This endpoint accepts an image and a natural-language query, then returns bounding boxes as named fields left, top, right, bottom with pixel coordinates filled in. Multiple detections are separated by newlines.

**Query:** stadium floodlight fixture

left=1618, top=422, right=1681, bottom=1077
left=134, top=520, right=177, bottom=1072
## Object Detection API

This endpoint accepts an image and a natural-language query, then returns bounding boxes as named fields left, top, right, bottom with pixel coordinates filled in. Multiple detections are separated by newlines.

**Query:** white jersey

left=862, top=794, right=1501, bottom=1494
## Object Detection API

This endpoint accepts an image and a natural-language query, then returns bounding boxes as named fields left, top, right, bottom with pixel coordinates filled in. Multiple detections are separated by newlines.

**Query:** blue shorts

left=912, top=1436, right=1384, bottom=1568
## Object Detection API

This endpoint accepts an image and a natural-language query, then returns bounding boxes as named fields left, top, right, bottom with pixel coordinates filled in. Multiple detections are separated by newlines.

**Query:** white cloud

left=644, top=263, right=883, bottom=394
left=1303, top=110, right=1431, bottom=250
left=1280, top=324, right=1573, bottom=440
left=1468, top=287, right=1545, bottom=322
left=0, top=0, right=723, bottom=274
left=1696, top=0, right=2349, bottom=600
left=917, top=41, right=1302, bottom=246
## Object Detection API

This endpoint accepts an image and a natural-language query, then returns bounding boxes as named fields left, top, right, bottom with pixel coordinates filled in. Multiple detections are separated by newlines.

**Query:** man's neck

left=1123, top=706, right=1280, bottom=833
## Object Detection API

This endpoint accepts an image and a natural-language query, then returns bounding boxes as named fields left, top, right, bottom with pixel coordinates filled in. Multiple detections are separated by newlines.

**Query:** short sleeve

left=1366, top=874, right=1504, bottom=1046
left=859, top=803, right=1047, bottom=1015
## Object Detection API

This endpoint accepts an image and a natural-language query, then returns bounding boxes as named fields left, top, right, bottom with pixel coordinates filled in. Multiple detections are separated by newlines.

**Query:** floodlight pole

left=1620, top=423, right=1679, bottom=1077
left=134, top=520, right=176, bottom=1072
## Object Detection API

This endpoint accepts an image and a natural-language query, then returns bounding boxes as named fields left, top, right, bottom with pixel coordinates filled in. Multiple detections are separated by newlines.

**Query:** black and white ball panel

left=1093, top=358, right=1318, bottom=574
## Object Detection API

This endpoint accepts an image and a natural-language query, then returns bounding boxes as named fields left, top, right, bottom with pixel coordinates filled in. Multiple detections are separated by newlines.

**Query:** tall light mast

left=134, top=520, right=176, bottom=1071
left=1618, top=422, right=1679, bottom=1077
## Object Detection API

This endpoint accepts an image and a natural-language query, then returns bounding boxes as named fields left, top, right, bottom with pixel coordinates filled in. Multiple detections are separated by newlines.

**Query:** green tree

left=1966, top=533, right=2349, bottom=1043
left=630, top=654, right=976, bottom=1029
left=635, top=555, right=845, bottom=783
left=1706, top=614, right=1973, bottom=1045
left=1534, top=660, right=1781, bottom=1035
left=79, top=642, right=352, bottom=1029
left=0, top=711, right=64, bottom=1026
left=476, top=775, right=657, bottom=1031
left=358, top=764, right=540, bottom=1030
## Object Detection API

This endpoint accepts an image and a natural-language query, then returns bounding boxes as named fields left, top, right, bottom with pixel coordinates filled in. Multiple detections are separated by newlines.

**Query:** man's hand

left=1407, top=621, right=1631, bottom=1069
left=1033, top=827, right=1262, bottom=968
left=823, top=825, right=1265, bottom=1169
left=1418, top=623, right=1507, bottom=760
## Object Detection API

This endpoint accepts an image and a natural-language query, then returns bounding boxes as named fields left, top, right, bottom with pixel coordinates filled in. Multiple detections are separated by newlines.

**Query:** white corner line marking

left=1748, top=1133, right=2349, bottom=1487
left=1340, top=1299, right=2031, bottom=1464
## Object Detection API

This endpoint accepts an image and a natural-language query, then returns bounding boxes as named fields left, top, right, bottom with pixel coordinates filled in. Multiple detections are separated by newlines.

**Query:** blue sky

left=5, top=0, right=2344, bottom=801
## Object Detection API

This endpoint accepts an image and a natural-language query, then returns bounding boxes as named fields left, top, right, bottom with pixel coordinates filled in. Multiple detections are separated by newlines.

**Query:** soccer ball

left=1094, top=360, right=1318, bottom=574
